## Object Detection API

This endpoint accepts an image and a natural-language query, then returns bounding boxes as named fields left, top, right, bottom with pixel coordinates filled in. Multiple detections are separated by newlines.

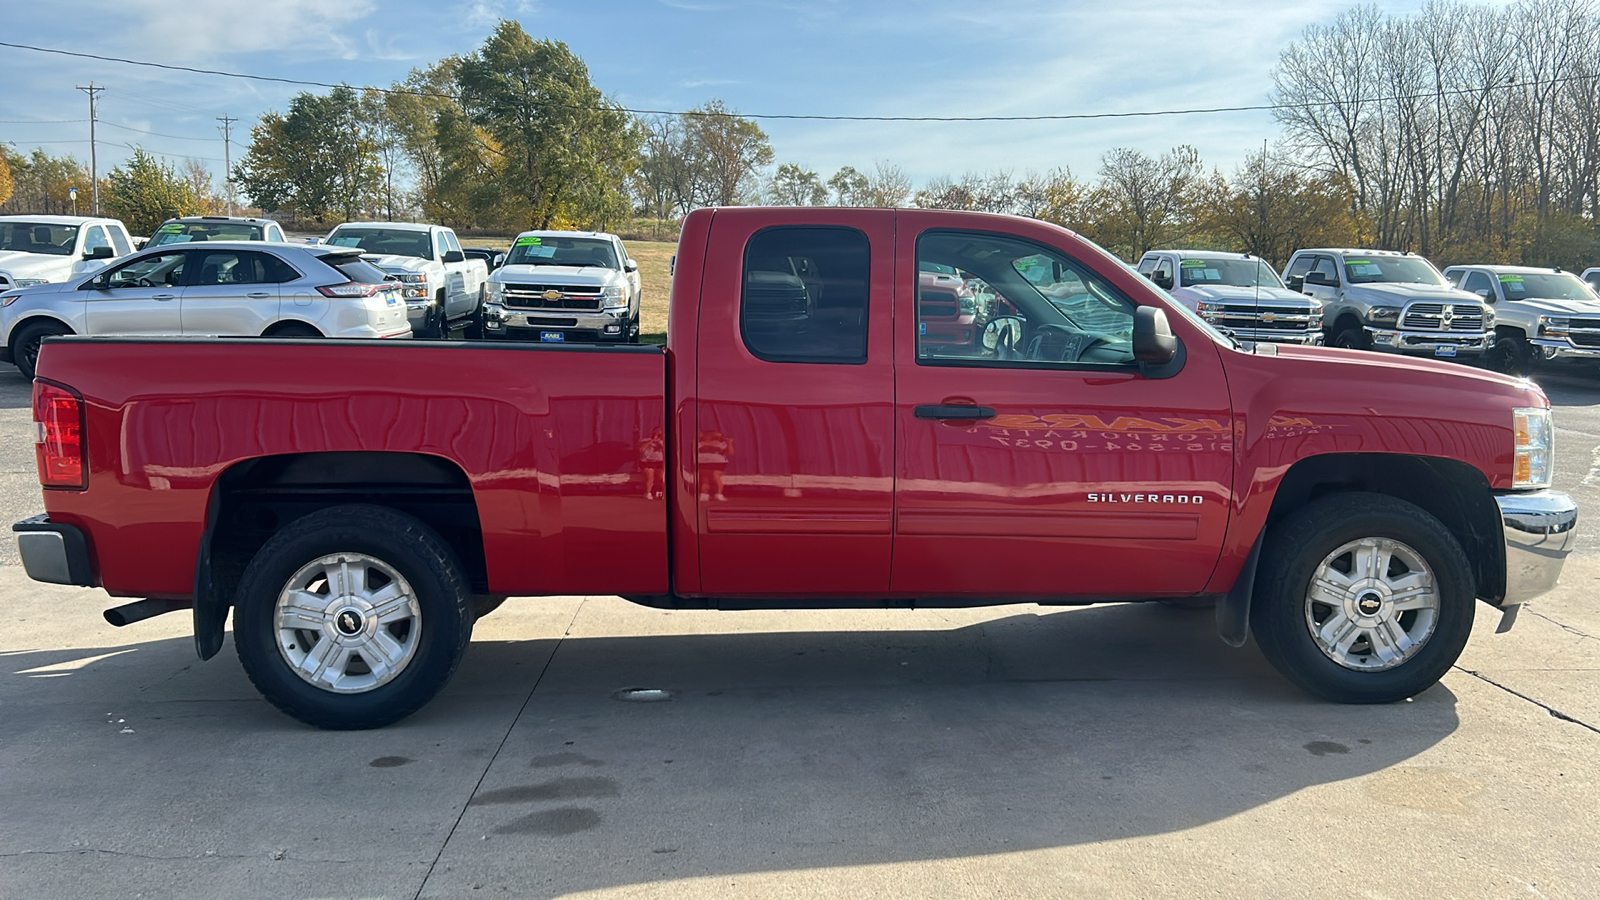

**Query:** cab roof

left=0, top=214, right=123, bottom=226
left=1443, top=264, right=1570, bottom=276
left=1296, top=248, right=1416, bottom=257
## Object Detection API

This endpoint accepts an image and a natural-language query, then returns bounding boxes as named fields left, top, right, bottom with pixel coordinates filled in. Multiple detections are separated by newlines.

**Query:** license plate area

left=1434, top=345, right=1457, bottom=357
left=540, top=331, right=565, bottom=343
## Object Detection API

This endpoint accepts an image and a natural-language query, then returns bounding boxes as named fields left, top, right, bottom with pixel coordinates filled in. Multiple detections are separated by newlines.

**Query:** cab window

left=83, top=226, right=110, bottom=253
left=1461, top=271, right=1494, bottom=297
left=916, top=231, right=1137, bottom=369
left=99, top=252, right=186, bottom=289
left=740, top=226, right=869, bottom=364
left=108, top=227, right=132, bottom=256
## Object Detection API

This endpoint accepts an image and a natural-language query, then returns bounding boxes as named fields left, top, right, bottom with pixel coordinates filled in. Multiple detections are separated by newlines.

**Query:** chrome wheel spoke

left=332, top=559, right=367, bottom=599
left=1319, top=612, right=1362, bottom=654
left=1367, top=619, right=1413, bottom=665
left=370, top=585, right=413, bottom=624
left=277, top=590, right=328, bottom=631
left=1305, top=537, right=1438, bottom=672
left=275, top=552, right=421, bottom=694
left=1310, top=576, right=1351, bottom=608
left=300, top=636, right=345, bottom=684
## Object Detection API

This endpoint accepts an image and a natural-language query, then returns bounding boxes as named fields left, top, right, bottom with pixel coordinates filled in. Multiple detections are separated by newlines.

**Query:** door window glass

left=916, top=231, right=1137, bottom=368
left=435, top=232, right=450, bottom=260
left=191, top=251, right=272, bottom=286
left=1285, top=255, right=1314, bottom=281
left=1151, top=256, right=1173, bottom=287
left=1309, top=256, right=1339, bottom=284
left=740, top=226, right=870, bottom=364
left=83, top=226, right=110, bottom=253
left=108, top=227, right=131, bottom=256
left=1462, top=271, right=1494, bottom=297
left=444, top=231, right=463, bottom=254
left=101, top=252, right=186, bottom=289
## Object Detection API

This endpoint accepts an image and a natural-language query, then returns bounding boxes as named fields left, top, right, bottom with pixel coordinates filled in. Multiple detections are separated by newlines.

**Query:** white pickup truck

left=0, top=216, right=134, bottom=291
left=482, top=230, right=642, bottom=343
left=323, top=222, right=488, bottom=338
left=1443, top=264, right=1600, bottom=373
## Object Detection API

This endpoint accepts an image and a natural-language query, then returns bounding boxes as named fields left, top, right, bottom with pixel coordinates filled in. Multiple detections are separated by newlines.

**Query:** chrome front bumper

left=1231, top=329, right=1323, bottom=345
left=482, top=304, right=631, bottom=337
left=1367, top=328, right=1489, bottom=356
left=1494, top=490, right=1578, bottom=607
left=1531, top=338, right=1600, bottom=361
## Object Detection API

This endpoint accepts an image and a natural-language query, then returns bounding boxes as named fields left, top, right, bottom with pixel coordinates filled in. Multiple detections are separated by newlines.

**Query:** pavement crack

left=1524, top=607, right=1600, bottom=642
left=409, top=598, right=586, bottom=900
left=1454, top=666, right=1600, bottom=736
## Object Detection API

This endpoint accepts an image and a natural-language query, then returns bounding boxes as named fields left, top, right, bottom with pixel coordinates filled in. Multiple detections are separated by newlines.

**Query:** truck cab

left=323, top=222, right=488, bottom=338
left=1136, top=250, right=1323, bottom=344
left=1444, top=264, right=1600, bottom=373
left=0, top=215, right=134, bottom=291
left=1283, top=248, right=1492, bottom=360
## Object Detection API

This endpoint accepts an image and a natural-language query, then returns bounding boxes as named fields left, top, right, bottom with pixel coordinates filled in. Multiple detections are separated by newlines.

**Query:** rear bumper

left=1494, top=490, right=1578, bottom=607
left=14, top=514, right=95, bottom=586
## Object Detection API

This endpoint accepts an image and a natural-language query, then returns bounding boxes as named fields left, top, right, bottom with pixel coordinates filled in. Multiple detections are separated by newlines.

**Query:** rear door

left=83, top=251, right=186, bottom=335
left=694, top=208, right=895, bottom=596
left=891, top=214, right=1234, bottom=599
left=180, top=249, right=284, bottom=335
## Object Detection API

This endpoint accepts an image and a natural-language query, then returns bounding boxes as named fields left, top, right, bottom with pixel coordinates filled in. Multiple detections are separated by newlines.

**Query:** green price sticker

left=1346, top=259, right=1371, bottom=265
left=157, top=224, right=185, bottom=233
left=513, top=236, right=543, bottom=247
left=1498, top=274, right=1524, bottom=283
left=1180, top=259, right=1208, bottom=268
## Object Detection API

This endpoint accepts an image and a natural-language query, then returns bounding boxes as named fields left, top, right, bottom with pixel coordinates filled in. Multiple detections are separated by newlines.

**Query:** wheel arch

left=193, top=450, right=487, bottom=660
left=8, top=313, right=76, bottom=348
left=261, top=319, right=324, bottom=337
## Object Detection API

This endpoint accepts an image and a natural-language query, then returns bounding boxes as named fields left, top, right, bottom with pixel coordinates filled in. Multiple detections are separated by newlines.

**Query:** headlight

left=14, top=278, right=48, bottom=288
left=1513, top=407, right=1553, bottom=489
left=600, top=285, right=627, bottom=309
left=1369, top=306, right=1401, bottom=323
left=1484, top=310, right=1496, bottom=329
left=396, top=273, right=426, bottom=283
left=488, top=281, right=505, bottom=302
left=1539, top=316, right=1570, bottom=338
left=1194, top=300, right=1223, bottom=323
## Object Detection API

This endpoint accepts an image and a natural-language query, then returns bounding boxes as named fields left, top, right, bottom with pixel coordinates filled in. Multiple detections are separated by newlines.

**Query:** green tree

left=683, top=100, right=772, bottom=206
left=767, top=163, right=827, bottom=205
left=456, top=21, right=638, bottom=229
left=234, top=86, right=383, bottom=221
left=103, top=148, right=199, bottom=234
left=827, top=166, right=869, bottom=206
left=0, top=153, right=12, bottom=208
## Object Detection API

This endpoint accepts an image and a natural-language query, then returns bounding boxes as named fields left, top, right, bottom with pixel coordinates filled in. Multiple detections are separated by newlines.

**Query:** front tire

left=1332, top=325, right=1372, bottom=351
left=233, top=505, right=474, bottom=729
left=1250, top=492, right=1474, bottom=704
left=12, top=319, right=72, bottom=379
left=1484, top=327, right=1533, bottom=375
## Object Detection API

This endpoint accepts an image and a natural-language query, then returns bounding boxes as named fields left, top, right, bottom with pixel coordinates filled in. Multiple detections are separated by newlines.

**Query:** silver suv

left=0, top=242, right=410, bottom=378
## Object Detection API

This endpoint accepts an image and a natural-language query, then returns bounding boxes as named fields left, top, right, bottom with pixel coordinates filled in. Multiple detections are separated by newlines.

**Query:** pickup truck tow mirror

left=1133, top=306, right=1177, bottom=364
left=83, top=246, right=115, bottom=260
left=625, top=259, right=638, bottom=273
left=1474, top=288, right=1493, bottom=299
left=441, top=250, right=465, bottom=264
left=1285, top=274, right=1305, bottom=291
left=1149, top=272, right=1174, bottom=290
left=1304, top=271, right=1336, bottom=288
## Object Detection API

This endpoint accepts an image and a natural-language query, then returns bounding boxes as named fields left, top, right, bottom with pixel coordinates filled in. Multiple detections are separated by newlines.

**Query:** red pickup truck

left=14, top=208, right=1578, bottom=729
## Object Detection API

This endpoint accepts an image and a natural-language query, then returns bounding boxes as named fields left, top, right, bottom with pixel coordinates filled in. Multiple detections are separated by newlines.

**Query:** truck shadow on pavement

left=0, top=600, right=1462, bottom=898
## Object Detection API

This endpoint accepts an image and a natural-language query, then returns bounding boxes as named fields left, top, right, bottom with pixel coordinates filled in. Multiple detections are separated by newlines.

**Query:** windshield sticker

left=1180, top=259, right=1208, bottom=268
left=513, top=236, right=543, bottom=247
left=1347, top=263, right=1384, bottom=277
left=1498, top=274, right=1525, bottom=283
left=156, top=224, right=185, bottom=233
left=329, top=237, right=362, bottom=247
left=520, top=246, right=556, bottom=258
left=1345, top=259, right=1371, bottom=265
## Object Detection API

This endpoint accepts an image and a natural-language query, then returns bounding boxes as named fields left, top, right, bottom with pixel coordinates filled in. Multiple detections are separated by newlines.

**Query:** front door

left=891, top=216, right=1234, bottom=599
left=180, top=249, right=283, bottom=335
left=693, top=208, right=895, bottom=596
left=83, top=251, right=186, bottom=335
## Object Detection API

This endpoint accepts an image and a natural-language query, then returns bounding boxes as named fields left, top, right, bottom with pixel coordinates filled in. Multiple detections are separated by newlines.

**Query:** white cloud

left=107, top=0, right=379, bottom=63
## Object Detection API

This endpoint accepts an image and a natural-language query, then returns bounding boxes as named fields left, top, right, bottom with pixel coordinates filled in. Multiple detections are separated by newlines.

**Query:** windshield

left=1343, top=256, right=1445, bottom=286
left=1498, top=273, right=1596, bottom=301
left=147, top=221, right=265, bottom=247
left=0, top=222, right=78, bottom=256
left=1179, top=257, right=1283, bottom=289
left=325, top=228, right=433, bottom=260
left=504, top=236, right=618, bottom=268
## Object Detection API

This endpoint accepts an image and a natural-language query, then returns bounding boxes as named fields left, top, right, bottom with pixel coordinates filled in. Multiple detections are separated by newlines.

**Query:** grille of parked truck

left=1283, top=248, right=1493, bottom=359
left=10, top=207, right=1578, bottom=730
left=1137, top=250, right=1323, bottom=344
left=482, top=231, right=642, bottom=343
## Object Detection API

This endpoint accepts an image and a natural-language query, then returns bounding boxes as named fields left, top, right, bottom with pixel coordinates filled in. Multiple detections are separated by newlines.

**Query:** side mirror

left=1475, top=288, right=1493, bottom=299
left=83, top=246, right=114, bottom=260
left=442, top=250, right=465, bottom=263
left=625, top=259, right=638, bottom=273
left=1149, top=273, right=1173, bottom=290
left=1285, top=275, right=1305, bottom=292
left=1133, top=306, right=1177, bottom=364
left=1305, top=272, right=1336, bottom=287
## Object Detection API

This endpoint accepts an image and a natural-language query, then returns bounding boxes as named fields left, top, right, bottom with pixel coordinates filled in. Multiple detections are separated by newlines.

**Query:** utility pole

left=216, top=114, right=237, bottom=216
left=75, top=83, right=104, bottom=215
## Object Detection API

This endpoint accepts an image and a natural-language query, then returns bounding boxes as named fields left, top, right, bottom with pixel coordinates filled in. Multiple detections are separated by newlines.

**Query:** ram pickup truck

left=1443, top=265, right=1600, bottom=374
left=16, top=208, right=1578, bottom=730
left=0, top=215, right=134, bottom=292
left=1137, top=250, right=1323, bottom=344
left=323, top=222, right=488, bottom=338
left=1284, top=248, right=1493, bottom=360
left=482, top=231, right=641, bottom=342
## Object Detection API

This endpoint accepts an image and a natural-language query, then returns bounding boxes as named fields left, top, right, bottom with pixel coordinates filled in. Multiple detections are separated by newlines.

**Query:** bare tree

left=1092, top=146, right=1204, bottom=258
left=862, top=161, right=911, bottom=207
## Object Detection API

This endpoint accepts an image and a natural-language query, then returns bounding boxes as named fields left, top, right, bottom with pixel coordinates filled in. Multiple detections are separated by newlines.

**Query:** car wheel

left=1250, top=492, right=1474, bottom=704
left=1484, top=328, right=1532, bottom=375
left=11, top=319, right=72, bottom=380
left=1331, top=326, right=1371, bottom=351
left=233, top=504, right=474, bottom=729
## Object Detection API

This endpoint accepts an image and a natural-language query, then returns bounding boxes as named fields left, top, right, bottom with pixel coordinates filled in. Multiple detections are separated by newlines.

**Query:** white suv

left=0, top=242, right=410, bottom=378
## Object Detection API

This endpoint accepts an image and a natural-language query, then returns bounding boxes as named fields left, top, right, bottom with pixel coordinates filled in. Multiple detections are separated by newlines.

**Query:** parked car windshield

left=0, top=222, right=78, bottom=255
left=1343, top=256, right=1445, bottom=285
left=504, top=236, right=618, bottom=268
left=325, top=228, right=433, bottom=260
left=146, top=221, right=265, bottom=247
left=1179, top=257, right=1283, bottom=289
left=1498, top=272, right=1596, bottom=301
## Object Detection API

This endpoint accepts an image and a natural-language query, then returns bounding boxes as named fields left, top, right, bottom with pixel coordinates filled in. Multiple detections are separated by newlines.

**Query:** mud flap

left=1216, top=533, right=1263, bottom=648
left=193, top=488, right=226, bottom=661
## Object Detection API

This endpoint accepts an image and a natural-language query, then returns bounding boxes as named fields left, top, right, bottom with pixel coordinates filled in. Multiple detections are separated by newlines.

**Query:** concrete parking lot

left=2, top=362, right=1599, bottom=899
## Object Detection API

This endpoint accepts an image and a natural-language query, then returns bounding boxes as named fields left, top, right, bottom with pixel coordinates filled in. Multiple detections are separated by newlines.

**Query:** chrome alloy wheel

left=274, top=553, right=422, bottom=694
left=1305, top=537, right=1439, bottom=671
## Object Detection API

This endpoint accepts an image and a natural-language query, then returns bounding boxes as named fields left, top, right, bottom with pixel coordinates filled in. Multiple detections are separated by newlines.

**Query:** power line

left=5, top=38, right=1600, bottom=123
left=101, top=120, right=220, bottom=142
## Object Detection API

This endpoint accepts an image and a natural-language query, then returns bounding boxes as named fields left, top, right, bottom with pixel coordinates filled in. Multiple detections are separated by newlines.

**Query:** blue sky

left=1, top=0, right=1458, bottom=190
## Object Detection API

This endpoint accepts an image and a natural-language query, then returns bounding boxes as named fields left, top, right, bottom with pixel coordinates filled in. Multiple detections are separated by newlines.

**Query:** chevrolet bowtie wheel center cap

left=335, top=608, right=366, bottom=636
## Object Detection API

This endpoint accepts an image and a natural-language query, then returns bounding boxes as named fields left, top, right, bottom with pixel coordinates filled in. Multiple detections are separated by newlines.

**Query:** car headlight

left=1369, top=306, right=1401, bottom=323
left=1194, top=300, right=1223, bottom=323
left=396, top=273, right=426, bottom=284
left=1513, top=407, right=1553, bottom=489
left=1484, top=310, right=1496, bottom=329
left=487, top=282, right=505, bottom=302
left=14, top=278, right=48, bottom=288
left=600, top=285, right=627, bottom=309
left=1539, top=316, right=1570, bottom=338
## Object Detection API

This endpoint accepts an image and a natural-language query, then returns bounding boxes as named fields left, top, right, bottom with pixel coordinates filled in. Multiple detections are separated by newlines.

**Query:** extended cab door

left=693, top=208, right=895, bottom=596
left=891, top=214, right=1233, bottom=598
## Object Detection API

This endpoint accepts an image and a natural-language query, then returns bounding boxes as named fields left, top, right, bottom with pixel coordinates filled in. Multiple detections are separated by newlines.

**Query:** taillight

left=318, top=282, right=382, bottom=298
left=33, top=380, right=86, bottom=490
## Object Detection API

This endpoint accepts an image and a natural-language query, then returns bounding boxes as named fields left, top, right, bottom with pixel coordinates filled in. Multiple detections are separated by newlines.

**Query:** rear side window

left=740, top=226, right=870, bottom=364
left=318, top=253, right=391, bottom=285
left=108, top=227, right=132, bottom=256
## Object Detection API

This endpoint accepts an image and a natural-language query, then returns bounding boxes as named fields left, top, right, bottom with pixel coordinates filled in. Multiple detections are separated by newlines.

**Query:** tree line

left=4, top=1, right=1600, bottom=269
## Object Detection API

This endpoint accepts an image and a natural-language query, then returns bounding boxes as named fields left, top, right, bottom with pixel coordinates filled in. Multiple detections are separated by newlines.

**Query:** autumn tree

left=103, top=148, right=200, bottom=234
left=0, top=153, right=12, bottom=208
left=827, top=166, right=869, bottom=205
left=0, top=148, right=88, bottom=215
left=1200, top=148, right=1357, bottom=266
left=234, top=86, right=383, bottom=221
left=1090, top=145, right=1205, bottom=258
left=767, top=163, right=827, bottom=205
left=862, top=161, right=912, bottom=207
left=1014, top=168, right=1091, bottom=228
left=682, top=100, right=773, bottom=206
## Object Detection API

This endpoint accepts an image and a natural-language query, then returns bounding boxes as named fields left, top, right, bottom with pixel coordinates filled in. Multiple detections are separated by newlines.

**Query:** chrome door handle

left=152, top=294, right=175, bottom=301
left=247, top=292, right=271, bottom=299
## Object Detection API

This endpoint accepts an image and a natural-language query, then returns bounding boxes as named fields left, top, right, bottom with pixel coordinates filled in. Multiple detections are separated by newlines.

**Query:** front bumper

left=482, top=304, right=632, bottom=340
left=14, top=514, right=95, bottom=586
left=1230, top=329, right=1323, bottom=345
left=1367, top=327, right=1489, bottom=357
left=1531, top=338, right=1600, bottom=361
left=1493, top=490, right=1578, bottom=607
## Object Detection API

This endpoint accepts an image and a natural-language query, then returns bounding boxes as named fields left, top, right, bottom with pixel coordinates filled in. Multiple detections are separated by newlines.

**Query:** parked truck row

left=11, top=207, right=1579, bottom=729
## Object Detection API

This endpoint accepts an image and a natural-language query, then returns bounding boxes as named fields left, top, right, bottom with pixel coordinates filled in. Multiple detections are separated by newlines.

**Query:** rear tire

left=1250, top=492, right=1474, bottom=704
left=12, top=319, right=72, bottom=379
left=233, top=504, right=474, bottom=729
left=1332, top=325, right=1371, bottom=351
